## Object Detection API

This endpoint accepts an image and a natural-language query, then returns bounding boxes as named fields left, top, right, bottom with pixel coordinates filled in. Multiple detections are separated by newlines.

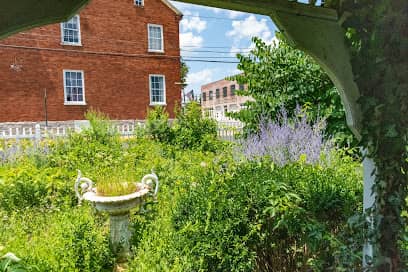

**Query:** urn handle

left=141, top=172, right=159, bottom=201
left=75, top=170, right=94, bottom=205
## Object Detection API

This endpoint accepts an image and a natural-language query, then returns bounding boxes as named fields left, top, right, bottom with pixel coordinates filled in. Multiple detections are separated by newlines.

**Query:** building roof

left=161, top=0, right=183, bottom=16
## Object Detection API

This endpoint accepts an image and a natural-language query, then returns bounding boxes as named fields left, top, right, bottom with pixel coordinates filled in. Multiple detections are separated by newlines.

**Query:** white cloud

left=228, top=42, right=253, bottom=58
left=180, top=13, right=207, bottom=33
left=228, top=68, right=242, bottom=77
left=186, top=69, right=215, bottom=86
left=227, top=15, right=274, bottom=44
left=180, top=32, right=203, bottom=48
left=227, top=10, right=245, bottom=19
left=200, top=5, right=223, bottom=14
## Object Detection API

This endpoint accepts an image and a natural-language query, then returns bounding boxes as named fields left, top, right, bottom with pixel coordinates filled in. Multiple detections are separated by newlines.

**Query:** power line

left=181, top=49, right=251, bottom=54
left=182, top=14, right=249, bottom=22
left=0, top=43, right=242, bottom=64
left=0, top=44, right=180, bottom=60
left=15, top=32, right=254, bottom=52
left=16, top=31, right=258, bottom=51
left=8, top=35, right=251, bottom=58
left=183, top=59, right=239, bottom=63
left=182, top=45, right=252, bottom=49
left=182, top=55, right=239, bottom=59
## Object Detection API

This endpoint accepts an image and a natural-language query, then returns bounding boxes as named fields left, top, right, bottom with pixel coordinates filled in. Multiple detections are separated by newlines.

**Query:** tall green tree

left=180, top=59, right=189, bottom=91
left=230, top=35, right=355, bottom=147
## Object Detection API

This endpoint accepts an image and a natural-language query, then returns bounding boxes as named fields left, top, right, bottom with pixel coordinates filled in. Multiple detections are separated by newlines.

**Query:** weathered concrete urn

left=74, top=170, right=159, bottom=262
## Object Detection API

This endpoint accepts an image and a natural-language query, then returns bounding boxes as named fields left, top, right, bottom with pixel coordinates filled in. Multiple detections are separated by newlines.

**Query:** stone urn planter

left=74, top=170, right=159, bottom=263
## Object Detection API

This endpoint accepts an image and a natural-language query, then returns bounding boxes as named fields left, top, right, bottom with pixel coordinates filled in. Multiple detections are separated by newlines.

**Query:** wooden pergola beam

left=176, top=0, right=338, bottom=20
left=0, top=0, right=90, bottom=40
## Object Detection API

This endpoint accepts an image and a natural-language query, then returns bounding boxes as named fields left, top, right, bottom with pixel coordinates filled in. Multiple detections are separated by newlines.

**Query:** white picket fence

left=0, top=124, right=68, bottom=140
left=0, top=120, right=242, bottom=142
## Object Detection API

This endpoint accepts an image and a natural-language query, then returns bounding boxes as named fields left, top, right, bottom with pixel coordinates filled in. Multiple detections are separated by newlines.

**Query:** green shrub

left=131, top=150, right=363, bottom=271
left=0, top=252, right=28, bottom=272
left=0, top=206, right=113, bottom=271
left=0, top=162, right=75, bottom=212
left=172, top=102, right=218, bottom=152
left=145, top=106, right=173, bottom=143
left=85, top=110, right=119, bottom=145
left=145, top=103, right=220, bottom=152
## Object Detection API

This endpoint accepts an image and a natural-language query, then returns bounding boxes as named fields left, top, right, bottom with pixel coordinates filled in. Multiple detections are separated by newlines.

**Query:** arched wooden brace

left=269, top=9, right=362, bottom=139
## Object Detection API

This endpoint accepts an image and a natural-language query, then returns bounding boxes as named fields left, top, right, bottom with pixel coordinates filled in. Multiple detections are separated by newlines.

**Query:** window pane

left=231, top=85, right=236, bottom=96
left=65, top=71, right=84, bottom=103
left=150, top=76, right=165, bottom=103
left=62, top=16, right=80, bottom=44
left=148, top=26, right=163, bottom=51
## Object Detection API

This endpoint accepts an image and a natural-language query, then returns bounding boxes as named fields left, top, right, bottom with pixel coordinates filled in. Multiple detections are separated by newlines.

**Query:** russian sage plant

left=240, top=107, right=331, bottom=166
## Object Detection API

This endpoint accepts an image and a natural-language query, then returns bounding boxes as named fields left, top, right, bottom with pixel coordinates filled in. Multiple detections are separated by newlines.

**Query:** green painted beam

left=175, top=0, right=338, bottom=21
left=0, top=0, right=90, bottom=39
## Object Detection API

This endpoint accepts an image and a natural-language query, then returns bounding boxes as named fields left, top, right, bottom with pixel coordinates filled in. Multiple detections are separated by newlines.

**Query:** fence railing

left=0, top=120, right=242, bottom=142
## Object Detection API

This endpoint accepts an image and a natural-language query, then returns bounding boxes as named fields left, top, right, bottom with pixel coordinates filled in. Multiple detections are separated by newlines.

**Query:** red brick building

left=0, top=0, right=182, bottom=122
left=201, top=78, right=252, bottom=121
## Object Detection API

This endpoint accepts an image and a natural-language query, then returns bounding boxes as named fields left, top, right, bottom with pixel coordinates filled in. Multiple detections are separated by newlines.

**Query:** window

left=149, top=75, right=166, bottom=105
left=61, top=15, right=81, bottom=45
left=148, top=24, right=164, bottom=52
left=134, top=0, right=144, bottom=6
left=223, top=87, right=228, bottom=97
left=209, top=107, right=214, bottom=117
left=215, top=89, right=220, bottom=99
left=231, top=85, right=236, bottom=96
left=63, top=70, right=85, bottom=105
left=239, top=84, right=245, bottom=91
left=202, top=92, right=207, bottom=102
left=209, top=91, right=213, bottom=100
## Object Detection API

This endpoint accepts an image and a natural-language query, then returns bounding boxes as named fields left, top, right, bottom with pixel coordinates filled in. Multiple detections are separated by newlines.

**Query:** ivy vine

left=324, top=0, right=408, bottom=270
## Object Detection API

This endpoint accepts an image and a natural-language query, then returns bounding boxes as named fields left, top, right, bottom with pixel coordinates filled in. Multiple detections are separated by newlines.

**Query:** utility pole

left=44, top=88, right=48, bottom=127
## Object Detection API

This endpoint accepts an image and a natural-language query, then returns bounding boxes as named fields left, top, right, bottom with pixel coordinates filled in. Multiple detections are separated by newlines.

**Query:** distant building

left=201, top=78, right=252, bottom=121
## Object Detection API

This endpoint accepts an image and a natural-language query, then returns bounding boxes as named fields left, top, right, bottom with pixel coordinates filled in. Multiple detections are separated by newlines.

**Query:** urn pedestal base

left=110, top=212, right=131, bottom=262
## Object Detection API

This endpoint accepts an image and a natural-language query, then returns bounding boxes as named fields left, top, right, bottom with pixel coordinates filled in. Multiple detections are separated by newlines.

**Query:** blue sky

left=170, top=1, right=278, bottom=96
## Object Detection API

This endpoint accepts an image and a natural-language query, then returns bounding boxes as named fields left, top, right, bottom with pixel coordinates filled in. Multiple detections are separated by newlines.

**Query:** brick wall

left=201, top=78, right=252, bottom=121
left=0, top=0, right=181, bottom=122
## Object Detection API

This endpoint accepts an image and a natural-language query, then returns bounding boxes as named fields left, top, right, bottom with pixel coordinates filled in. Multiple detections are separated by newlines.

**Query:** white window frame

left=147, top=24, right=164, bottom=53
left=134, top=0, right=144, bottom=7
left=60, top=15, right=82, bottom=46
left=63, top=69, right=86, bottom=105
left=149, top=74, right=166, bottom=106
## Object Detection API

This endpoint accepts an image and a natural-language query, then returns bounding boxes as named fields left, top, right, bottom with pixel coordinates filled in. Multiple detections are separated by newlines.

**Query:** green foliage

left=85, top=110, right=118, bottom=145
left=180, top=60, right=189, bottom=91
left=130, top=149, right=363, bottom=271
left=47, top=112, right=122, bottom=173
left=0, top=162, right=75, bottom=212
left=0, top=253, right=27, bottom=272
left=172, top=102, right=219, bottom=151
left=146, top=103, right=220, bottom=152
left=145, top=106, right=173, bottom=143
left=0, top=109, right=368, bottom=271
left=324, top=0, right=408, bottom=268
left=0, top=207, right=113, bottom=271
left=230, top=35, right=355, bottom=147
